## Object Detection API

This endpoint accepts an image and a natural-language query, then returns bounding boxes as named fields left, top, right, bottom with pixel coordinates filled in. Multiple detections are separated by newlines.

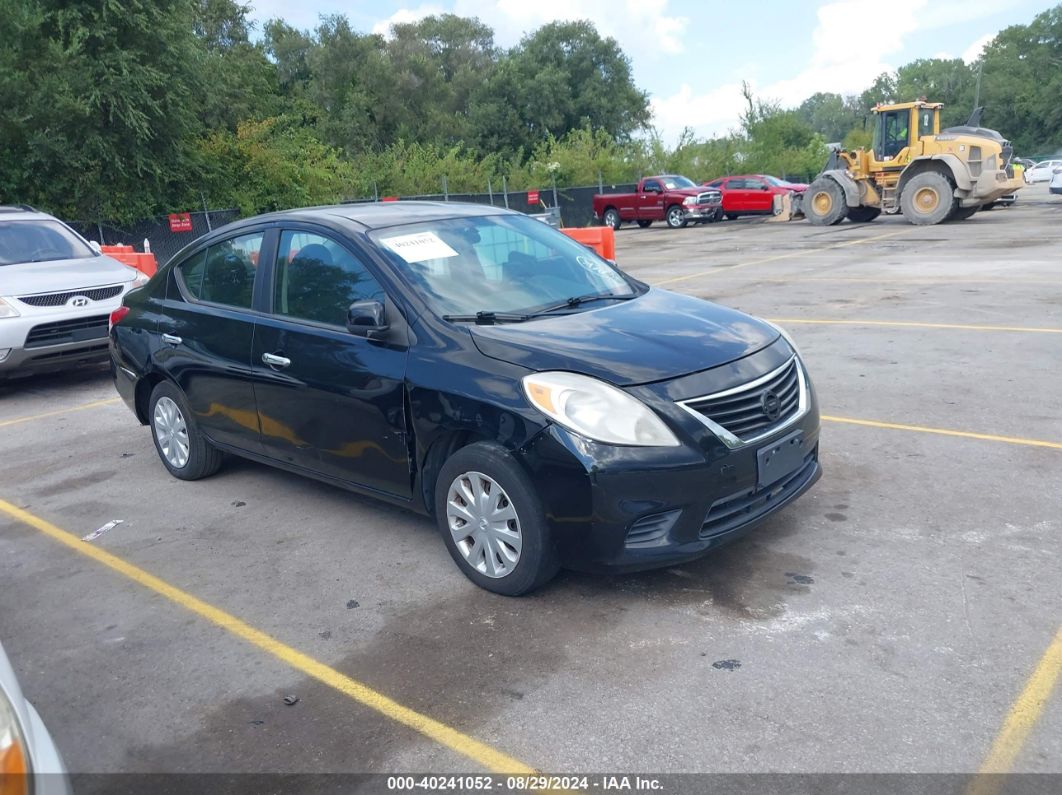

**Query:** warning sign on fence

left=168, top=213, right=193, bottom=232
left=527, top=190, right=540, bottom=204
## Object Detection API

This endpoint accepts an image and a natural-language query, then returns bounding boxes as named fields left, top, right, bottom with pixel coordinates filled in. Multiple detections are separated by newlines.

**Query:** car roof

left=0, top=207, right=56, bottom=222
left=243, top=201, right=516, bottom=232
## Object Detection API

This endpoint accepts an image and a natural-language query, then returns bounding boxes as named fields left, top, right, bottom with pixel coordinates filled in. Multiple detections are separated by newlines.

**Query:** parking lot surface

left=2, top=186, right=1060, bottom=783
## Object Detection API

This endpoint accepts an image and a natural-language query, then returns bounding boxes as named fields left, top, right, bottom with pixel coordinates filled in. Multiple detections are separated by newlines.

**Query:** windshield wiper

left=533, top=292, right=636, bottom=315
left=442, top=311, right=535, bottom=325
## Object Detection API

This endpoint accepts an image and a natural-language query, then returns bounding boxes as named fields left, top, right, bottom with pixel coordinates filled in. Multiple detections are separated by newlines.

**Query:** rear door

left=250, top=226, right=412, bottom=498
left=156, top=229, right=271, bottom=453
left=725, top=178, right=749, bottom=211
left=638, top=179, right=666, bottom=220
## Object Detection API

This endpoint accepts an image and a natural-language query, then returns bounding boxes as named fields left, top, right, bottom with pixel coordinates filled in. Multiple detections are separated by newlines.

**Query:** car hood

left=468, top=288, right=779, bottom=386
left=0, top=255, right=136, bottom=296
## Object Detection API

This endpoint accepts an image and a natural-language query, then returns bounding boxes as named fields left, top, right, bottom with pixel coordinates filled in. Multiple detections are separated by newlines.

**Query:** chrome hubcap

left=153, top=396, right=189, bottom=468
left=446, top=471, right=522, bottom=579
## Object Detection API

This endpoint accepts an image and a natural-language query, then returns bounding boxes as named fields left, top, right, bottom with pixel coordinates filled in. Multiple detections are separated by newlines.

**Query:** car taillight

left=109, top=306, right=130, bottom=330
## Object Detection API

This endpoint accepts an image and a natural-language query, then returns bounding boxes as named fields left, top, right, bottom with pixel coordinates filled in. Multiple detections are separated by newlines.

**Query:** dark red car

left=702, top=175, right=807, bottom=219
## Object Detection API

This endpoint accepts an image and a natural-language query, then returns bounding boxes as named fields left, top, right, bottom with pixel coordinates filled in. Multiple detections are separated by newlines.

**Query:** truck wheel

left=636, top=220, right=652, bottom=228
left=950, top=205, right=979, bottom=221
left=602, top=208, right=621, bottom=230
left=900, top=171, right=955, bottom=225
left=725, top=213, right=738, bottom=221
left=805, top=177, right=847, bottom=226
left=665, top=205, right=687, bottom=228
left=847, top=206, right=881, bottom=223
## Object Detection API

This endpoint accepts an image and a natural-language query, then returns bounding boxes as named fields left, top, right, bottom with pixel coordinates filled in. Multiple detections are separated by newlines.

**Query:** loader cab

left=871, top=102, right=941, bottom=164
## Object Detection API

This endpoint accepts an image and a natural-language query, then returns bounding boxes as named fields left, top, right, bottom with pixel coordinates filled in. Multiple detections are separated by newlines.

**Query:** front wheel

left=665, top=205, right=687, bottom=228
left=602, top=208, right=621, bottom=230
left=805, top=177, right=847, bottom=225
left=434, top=443, right=559, bottom=596
left=148, top=381, right=223, bottom=480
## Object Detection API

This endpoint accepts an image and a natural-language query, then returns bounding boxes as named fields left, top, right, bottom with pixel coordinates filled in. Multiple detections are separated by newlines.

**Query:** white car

left=1, top=641, right=70, bottom=793
left=0, top=206, right=148, bottom=379
left=1050, top=166, right=1062, bottom=196
left=1024, top=159, right=1062, bottom=183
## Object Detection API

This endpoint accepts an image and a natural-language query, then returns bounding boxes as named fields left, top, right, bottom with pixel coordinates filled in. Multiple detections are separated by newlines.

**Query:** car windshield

left=372, top=214, right=637, bottom=318
left=0, top=220, right=95, bottom=266
left=661, top=176, right=696, bottom=189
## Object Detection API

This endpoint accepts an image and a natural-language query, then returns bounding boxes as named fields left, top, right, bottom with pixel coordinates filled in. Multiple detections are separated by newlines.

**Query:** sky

left=246, top=0, right=1055, bottom=141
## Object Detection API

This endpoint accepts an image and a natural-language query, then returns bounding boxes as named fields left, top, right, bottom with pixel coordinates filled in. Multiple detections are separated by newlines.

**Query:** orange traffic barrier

left=101, top=245, right=158, bottom=277
left=561, top=226, right=616, bottom=262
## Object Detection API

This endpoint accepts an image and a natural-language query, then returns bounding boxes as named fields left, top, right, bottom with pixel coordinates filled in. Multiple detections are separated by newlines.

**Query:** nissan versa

left=110, top=203, right=821, bottom=595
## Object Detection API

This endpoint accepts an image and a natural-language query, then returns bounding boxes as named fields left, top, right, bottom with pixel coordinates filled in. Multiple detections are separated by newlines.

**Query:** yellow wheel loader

left=805, top=101, right=1025, bottom=226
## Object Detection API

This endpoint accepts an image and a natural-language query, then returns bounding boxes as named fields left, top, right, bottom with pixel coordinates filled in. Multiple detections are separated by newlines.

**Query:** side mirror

left=347, top=300, right=388, bottom=339
left=761, top=184, right=770, bottom=190
left=89, top=240, right=102, bottom=254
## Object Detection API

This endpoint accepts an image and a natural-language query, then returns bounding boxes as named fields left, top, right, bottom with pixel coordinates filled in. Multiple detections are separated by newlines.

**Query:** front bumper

left=682, top=205, right=723, bottom=222
left=966, top=168, right=1025, bottom=205
left=0, top=295, right=125, bottom=375
left=518, top=345, right=822, bottom=572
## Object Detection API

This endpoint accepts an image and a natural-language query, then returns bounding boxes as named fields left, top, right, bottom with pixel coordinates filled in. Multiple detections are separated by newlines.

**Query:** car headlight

left=522, top=372, right=680, bottom=446
left=0, top=298, right=20, bottom=319
left=763, top=319, right=801, bottom=356
left=682, top=196, right=697, bottom=205
left=0, top=686, right=30, bottom=789
left=129, top=269, right=150, bottom=288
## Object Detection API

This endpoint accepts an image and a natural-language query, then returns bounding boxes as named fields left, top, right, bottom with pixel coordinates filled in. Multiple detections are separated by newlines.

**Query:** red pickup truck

left=593, top=175, right=723, bottom=229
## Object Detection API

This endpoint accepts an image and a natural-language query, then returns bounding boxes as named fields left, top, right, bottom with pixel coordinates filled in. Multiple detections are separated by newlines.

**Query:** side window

left=707, top=179, right=724, bottom=188
left=745, top=178, right=766, bottom=190
left=273, top=230, right=385, bottom=327
left=180, top=232, right=262, bottom=309
left=728, top=178, right=746, bottom=189
left=642, top=180, right=661, bottom=193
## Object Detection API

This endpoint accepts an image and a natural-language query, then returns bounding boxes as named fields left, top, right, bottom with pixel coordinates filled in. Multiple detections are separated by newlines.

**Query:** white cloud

left=649, top=0, right=1002, bottom=141
left=371, top=4, right=445, bottom=37
left=962, top=33, right=994, bottom=64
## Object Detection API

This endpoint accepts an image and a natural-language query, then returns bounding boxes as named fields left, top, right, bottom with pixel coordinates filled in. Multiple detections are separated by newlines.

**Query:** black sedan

left=110, top=202, right=821, bottom=595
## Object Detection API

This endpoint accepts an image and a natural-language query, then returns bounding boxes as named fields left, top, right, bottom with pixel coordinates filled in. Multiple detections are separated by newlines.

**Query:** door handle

left=262, top=352, right=291, bottom=368
left=161, top=333, right=182, bottom=346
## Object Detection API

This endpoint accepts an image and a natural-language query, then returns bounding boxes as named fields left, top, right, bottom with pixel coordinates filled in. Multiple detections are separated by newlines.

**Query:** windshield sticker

left=577, top=255, right=613, bottom=277
left=380, top=231, right=459, bottom=263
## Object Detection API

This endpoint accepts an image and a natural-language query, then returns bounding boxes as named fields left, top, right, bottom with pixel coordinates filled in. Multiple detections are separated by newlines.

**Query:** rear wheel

left=805, top=177, right=847, bottom=226
left=602, top=208, right=621, bottom=230
left=847, top=206, right=881, bottom=223
left=435, top=442, right=559, bottom=596
left=636, top=219, right=652, bottom=228
left=900, top=171, right=955, bottom=225
left=148, top=381, right=223, bottom=480
left=725, top=213, right=738, bottom=221
left=665, top=205, right=687, bottom=228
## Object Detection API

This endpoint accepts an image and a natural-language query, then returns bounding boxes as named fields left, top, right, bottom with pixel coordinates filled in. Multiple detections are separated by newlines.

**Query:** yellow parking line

left=0, top=397, right=121, bottom=429
left=655, top=229, right=910, bottom=286
left=966, top=627, right=1062, bottom=795
left=769, top=318, right=1062, bottom=335
left=0, top=499, right=536, bottom=775
left=821, top=415, right=1062, bottom=450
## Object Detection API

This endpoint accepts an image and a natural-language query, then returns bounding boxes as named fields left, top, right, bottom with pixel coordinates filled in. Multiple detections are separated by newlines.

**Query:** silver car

left=1, top=641, right=70, bottom=793
left=0, top=206, right=147, bottom=378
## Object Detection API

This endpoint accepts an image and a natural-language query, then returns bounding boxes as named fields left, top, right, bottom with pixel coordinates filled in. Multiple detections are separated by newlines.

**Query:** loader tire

left=805, top=177, right=847, bottom=226
left=900, top=172, right=955, bottom=225
left=847, top=206, right=881, bottom=223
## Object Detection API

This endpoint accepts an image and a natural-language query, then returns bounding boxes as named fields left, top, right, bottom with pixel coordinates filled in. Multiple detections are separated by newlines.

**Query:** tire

left=951, top=205, right=979, bottom=221
left=434, top=442, right=559, bottom=596
left=665, top=205, right=687, bottom=228
left=713, top=209, right=724, bottom=222
left=900, top=171, right=955, bottom=225
left=805, top=177, right=847, bottom=226
left=602, top=208, right=621, bottom=230
left=725, top=213, right=738, bottom=221
left=847, top=206, right=881, bottom=223
left=636, top=219, right=652, bottom=228
left=148, top=381, right=223, bottom=481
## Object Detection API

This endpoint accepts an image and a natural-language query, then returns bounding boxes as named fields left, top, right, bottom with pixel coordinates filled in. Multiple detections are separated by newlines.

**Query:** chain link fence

left=68, top=209, right=240, bottom=267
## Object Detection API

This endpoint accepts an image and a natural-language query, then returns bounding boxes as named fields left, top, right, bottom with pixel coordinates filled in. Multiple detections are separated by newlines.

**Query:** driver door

left=250, top=227, right=412, bottom=498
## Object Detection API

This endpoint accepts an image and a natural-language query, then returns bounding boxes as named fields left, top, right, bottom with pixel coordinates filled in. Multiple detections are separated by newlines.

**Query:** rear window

left=0, top=220, right=95, bottom=266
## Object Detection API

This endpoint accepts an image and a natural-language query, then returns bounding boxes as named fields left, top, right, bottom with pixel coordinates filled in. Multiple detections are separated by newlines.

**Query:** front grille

left=696, top=191, right=721, bottom=205
left=625, top=509, right=681, bottom=548
left=680, top=358, right=802, bottom=442
left=700, top=452, right=817, bottom=539
left=24, top=315, right=109, bottom=348
left=17, top=285, right=123, bottom=307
